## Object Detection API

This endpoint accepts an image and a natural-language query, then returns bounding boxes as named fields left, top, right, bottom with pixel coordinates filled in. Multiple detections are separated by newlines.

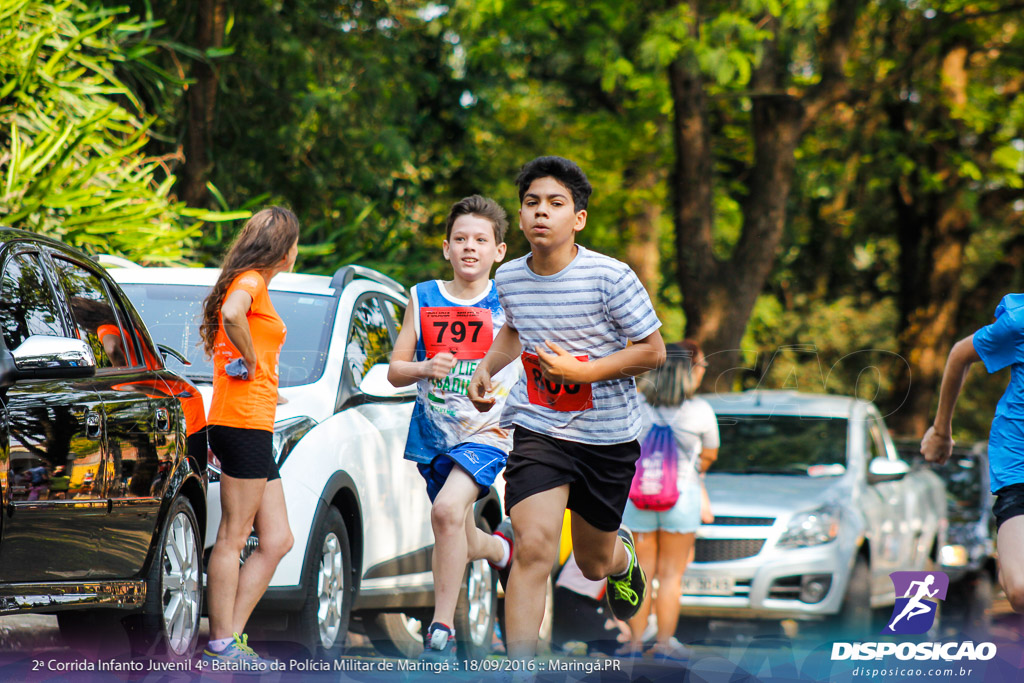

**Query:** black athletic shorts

left=208, top=425, right=280, bottom=481
left=993, top=482, right=1024, bottom=530
left=503, top=426, right=641, bottom=532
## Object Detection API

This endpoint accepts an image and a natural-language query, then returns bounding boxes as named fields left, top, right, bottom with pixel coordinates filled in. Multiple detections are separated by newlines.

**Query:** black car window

left=118, top=283, right=337, bottom=386
left=0, top=252, right=65, bottom=350
left=347, top=296, right=393, bottom=387
left=867, top=417, right=886, bottom=468
left=52, top=258, right=135, bottom=370
left=714, top=415, right=849, bottom=475
left=380, top=298, right=405, bottom=342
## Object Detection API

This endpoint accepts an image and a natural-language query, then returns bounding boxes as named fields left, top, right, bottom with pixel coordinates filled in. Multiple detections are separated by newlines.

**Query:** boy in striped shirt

left=469, top=156, right=666, bottom=661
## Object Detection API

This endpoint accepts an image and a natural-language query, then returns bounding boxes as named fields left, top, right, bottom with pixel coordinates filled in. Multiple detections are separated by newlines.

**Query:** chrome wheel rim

left=317, top=531, right=345, bottom=648
left=161, top=511, right=201, bottom=655
left=465, top=558, right=494, bottom=646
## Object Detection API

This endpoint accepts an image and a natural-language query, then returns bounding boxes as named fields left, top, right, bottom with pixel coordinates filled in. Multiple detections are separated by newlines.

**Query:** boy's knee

left=575, top=554, right=614, bottom=581
left=512, top=529, right=556, bottom=569
left=1002, top=573, right=1024, bottom=613
left=431, top=499, right=465, bottom=534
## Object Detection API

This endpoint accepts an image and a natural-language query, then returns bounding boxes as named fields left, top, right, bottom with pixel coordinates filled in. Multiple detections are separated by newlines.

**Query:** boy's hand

left=468, top=367, right=496, bottom=412
left=920, top=426, right=954, bottom=465
left=536, top=341, right=590, bottom=384
left=424, top=352, right=456, bottom=380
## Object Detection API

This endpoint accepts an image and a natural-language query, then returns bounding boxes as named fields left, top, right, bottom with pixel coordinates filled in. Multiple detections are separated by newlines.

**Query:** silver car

left=679, top=391, right=946, bottom=632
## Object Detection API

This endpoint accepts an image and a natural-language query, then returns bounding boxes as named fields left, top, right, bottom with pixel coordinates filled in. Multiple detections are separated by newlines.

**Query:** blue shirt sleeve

left=973, top=311, right=1024, bottom=373
left=606, top=268, right=661, bottom=341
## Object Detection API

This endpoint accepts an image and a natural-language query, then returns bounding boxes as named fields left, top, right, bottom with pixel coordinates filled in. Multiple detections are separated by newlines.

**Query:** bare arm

left=698, top=447, right=718, bottom=474
left=921, top=334, right=981, bottom=465
left=387, top=301, right=455, bottom=386
left=535, top=329, right=667, bottom=384
left=468, top=322, right=522, bottom=411
left=221, top=289, right=256, bottom=372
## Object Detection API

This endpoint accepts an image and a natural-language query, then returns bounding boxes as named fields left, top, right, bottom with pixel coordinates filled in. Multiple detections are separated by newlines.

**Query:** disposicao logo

left=881, top=571, right=949, bottom=635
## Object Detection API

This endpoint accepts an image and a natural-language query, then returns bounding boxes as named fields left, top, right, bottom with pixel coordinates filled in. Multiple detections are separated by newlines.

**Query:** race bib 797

left=420, top=307, right=493, bottom=360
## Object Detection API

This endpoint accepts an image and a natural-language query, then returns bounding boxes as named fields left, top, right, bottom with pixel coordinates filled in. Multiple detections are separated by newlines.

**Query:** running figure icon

left=888, top=575, right=939, bottom=630
left=882, top=571, right=949, bottom=635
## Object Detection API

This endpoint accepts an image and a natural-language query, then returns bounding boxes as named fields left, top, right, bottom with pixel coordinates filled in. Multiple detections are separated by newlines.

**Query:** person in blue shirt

left=921, top=293, right=1024, bottom=613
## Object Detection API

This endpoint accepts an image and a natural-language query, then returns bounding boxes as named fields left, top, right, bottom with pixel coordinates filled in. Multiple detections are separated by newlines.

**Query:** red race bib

left=521, top=351, right=594, bottom=412
left=420, top=307, right=493, bottom=360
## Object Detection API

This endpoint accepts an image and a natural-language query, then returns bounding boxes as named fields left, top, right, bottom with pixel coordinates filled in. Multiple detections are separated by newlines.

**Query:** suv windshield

left=119, top=283, right=337, bottom=387
left=714, top=415, right=848, bottom=476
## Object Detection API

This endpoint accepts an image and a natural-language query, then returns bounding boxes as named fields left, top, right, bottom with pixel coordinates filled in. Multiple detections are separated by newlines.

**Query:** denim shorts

left=621, top=478, right=702, bottom=534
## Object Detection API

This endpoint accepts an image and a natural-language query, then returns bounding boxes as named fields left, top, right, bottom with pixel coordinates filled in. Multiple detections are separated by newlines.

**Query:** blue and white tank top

left=403, top=280, right=519, bottom=463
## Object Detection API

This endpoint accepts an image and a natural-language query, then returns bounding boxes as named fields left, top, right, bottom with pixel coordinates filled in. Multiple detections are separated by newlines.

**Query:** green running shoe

left=201, top=632, right=274, bottom=674
left=606, top=527, right=647, bottom=621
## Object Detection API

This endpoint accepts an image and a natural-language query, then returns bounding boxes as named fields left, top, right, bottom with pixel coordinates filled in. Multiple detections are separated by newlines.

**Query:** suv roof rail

left=329, top=265, right=407, bottom=297
left=95, top=254, right=144, bottom=269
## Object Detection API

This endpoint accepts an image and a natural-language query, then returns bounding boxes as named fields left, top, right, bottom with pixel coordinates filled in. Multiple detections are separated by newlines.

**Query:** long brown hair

left=200, top=207, right=299, bottom=357
left=638, top=340, right=702, bottom=407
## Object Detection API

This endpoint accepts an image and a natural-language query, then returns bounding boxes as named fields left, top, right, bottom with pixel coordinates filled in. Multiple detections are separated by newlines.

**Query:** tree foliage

left=15, top=0, right=1024, bottom=439
left=0, top=0, right=239, bottom=262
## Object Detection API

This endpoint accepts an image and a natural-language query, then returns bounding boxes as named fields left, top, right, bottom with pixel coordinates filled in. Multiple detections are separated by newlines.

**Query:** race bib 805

left=521, top=351, right=593, bottom=412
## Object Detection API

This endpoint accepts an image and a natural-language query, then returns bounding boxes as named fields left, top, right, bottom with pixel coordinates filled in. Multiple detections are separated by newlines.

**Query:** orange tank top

left=207, top=270, right=286, bottom=432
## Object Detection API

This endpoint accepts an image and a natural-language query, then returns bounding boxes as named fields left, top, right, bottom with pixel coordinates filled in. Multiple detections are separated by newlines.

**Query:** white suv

left=108, top=264, right=502, bottom=659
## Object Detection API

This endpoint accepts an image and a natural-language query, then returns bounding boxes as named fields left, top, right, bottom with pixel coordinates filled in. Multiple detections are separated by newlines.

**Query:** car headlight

left=777, top=504, right=841, bottom=549
left=940, top=544, right=969, bottom=567
left=273, top=416, right=318, bottom=467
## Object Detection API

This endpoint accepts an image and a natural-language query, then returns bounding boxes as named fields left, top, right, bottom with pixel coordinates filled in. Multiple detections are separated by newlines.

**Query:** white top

left=640, top=396, right=719, bottom=488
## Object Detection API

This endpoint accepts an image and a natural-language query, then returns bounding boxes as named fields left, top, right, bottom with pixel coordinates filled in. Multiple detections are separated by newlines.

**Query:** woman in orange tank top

left=199, top=207, right=299, bottom=666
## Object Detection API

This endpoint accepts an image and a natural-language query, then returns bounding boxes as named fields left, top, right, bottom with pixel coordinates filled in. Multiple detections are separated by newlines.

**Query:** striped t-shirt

left=496, top=245, right=662, bottom=444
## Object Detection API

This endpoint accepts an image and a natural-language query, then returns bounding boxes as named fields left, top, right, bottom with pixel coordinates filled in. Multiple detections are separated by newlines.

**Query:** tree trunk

left=888, top=200, right=970, bottom=436
left=668, top=4, right=861, bottom=393
left=621, top=165, right=664, bottom=301
left=182, top=0, right=227, bottom=207
left=886, top=43, right=973, bottom=436
left=668, top=55, right=715, bottom=340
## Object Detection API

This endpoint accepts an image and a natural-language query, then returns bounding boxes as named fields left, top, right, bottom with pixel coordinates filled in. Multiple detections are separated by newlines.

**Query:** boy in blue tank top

left=389, top=195, right=518, bottom=661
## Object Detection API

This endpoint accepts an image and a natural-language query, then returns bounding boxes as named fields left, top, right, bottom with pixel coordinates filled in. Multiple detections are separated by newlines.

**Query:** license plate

left=682, top=575, right=735, bottom=596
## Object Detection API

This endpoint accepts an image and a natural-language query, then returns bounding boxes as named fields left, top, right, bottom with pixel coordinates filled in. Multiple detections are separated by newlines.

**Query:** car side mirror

left=868, top=456, right=910, bottom=484
left=358, top=363, right=416, bottom=401
left=10, top=335, right=97, bottom=380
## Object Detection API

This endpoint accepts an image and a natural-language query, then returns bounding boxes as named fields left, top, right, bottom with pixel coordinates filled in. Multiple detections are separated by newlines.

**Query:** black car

left=0, top=228, right=207, bottom=659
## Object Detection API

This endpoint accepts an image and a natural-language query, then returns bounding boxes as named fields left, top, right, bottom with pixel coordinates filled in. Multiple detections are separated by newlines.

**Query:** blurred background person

left=620, top=341, right=718, bottom=660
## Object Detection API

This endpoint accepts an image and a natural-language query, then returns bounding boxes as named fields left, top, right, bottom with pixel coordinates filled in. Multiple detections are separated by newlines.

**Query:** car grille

left=709, top=516, right=775, bottom=526
left=693, top=538, right=765, bottom=562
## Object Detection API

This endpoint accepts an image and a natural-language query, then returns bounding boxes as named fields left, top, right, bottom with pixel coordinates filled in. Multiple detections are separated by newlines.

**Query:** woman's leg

left=206, top=474, right=267, bottom=641
left=653, top=530, right=695, bottom=644
left=232, top=478, right=294, bottom=633
left=625, top=531, right=658, bottom=650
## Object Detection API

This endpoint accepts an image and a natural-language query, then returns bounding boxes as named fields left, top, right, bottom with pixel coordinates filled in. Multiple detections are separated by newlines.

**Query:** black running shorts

left=993, top=482, right=1024, bottom=530
left=503, top=426, right=641, bottom=532
left=208, top=425, right=280, bottom=481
